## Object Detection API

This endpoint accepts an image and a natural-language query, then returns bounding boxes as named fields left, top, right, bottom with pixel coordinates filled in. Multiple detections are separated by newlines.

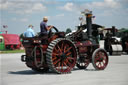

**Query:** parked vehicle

left=0, top=35, right=5, bottom=50
left=0, top=34, right=21, bottom=50
left=121, top=29, right=128, bottom=54
left=103, top=26, right=122, bottom=55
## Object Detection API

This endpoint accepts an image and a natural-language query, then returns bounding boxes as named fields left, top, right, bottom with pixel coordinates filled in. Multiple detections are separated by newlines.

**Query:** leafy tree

left=66, top=28, right=72, bottom=34
left=117, top=28, right=128, bottom=37
left=119, top=28, right=127, bottom=32
left=19, top=33, right=24, bottom=42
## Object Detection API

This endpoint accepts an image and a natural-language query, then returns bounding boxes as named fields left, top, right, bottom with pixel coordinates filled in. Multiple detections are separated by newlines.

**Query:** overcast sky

left=0, top=0, right=128, bottom=34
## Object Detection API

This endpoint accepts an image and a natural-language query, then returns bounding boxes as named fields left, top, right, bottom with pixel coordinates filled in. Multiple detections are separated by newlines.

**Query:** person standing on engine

left=40, top=17, right=53, bottom=36
left=24, top=25, right=35, bottom=37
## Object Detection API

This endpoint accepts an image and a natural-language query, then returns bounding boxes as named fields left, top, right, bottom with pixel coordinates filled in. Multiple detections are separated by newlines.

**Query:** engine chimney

left=112, top=26, right=116, bottom=36
left=86, top=12, right=92, bottom=40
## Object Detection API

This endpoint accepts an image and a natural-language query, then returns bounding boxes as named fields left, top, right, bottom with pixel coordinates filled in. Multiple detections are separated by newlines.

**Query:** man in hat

left=40, top=16, right=53, bottom=35
left=24, top=25, right=35, bottom=37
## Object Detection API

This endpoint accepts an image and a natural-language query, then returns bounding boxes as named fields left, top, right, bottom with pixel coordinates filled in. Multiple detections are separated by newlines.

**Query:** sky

left=0, top=0, right=128, bottom=34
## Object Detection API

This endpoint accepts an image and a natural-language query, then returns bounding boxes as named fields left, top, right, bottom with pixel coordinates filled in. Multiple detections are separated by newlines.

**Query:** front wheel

left=92, top=48, right=109, bottom=70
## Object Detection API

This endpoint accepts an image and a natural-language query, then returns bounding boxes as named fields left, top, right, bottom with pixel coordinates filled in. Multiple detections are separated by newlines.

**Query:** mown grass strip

left=0, top=49, right=25, bottom=54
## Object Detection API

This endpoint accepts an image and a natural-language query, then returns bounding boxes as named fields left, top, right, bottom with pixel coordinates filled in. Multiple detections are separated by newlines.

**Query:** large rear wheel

left=92, top=48, right=109, bottom=70
left=46, top=38, right=77, bottom=74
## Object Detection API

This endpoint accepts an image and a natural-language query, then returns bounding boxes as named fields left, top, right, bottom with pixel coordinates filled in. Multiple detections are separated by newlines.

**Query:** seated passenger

left=24, top=25, right=35, bottom=37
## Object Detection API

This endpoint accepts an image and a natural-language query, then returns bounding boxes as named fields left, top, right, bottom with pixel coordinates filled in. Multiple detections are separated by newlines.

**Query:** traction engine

left=121, top=30, right=128, bottom=54
left=104, top=26, right=122, bottom=55
left=21, top=11, right=109, bottom=74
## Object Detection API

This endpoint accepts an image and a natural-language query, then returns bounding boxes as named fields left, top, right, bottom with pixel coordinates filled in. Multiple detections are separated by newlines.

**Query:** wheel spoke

left=63, top=61, right=68, bottom=67
left=52, top=53, right=59, bottom=56
left=65, top=59, right=72, bottom=66
left=101, top=53, right=106, bottom=59
left=95, top=53, right=101, bottom=60
left=53, top=59, right=60, bottom=65
left=95, top=56, right=101, bottom=60
left=54, top=47, right=59, bottom=53
left=99, top=52, right=105, bottom=58
left=63, top=61, right=70, bottom=70
left=98, top=52, right=104, bottom=58
left=99, top=51, right=103, bottom=56
left=102, top=62, right=106, bottom=68
left=99, top=62, right=102, bottom=67
left=94, top=57, right=100, bottom=63
left=64, top=44, right=68, bottom=53
left=61, top=42, right=64, bottom=51
left=61, top=62, right=63, bottom=71
left=58, top=62, right=60, bottom=68
left=57, top=45, right=62, bottom=54
left=101, top=62, right=105, bottom=66
left=97, top=62, right=101, bottom=67
left=67, top=56, right=75, bottom=61
left=66, top=52, right=72, bottom=56
left=103, top=60, right=106, bottom=64
left=64, top=47, right=72, bottom=53
left=52, top=56, right=57, bottom=61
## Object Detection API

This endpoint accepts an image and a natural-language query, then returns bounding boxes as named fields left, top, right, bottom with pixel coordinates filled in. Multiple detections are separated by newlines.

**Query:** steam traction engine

left=121, top=30, right=128, bottom=54
left=103, top=26, right=122, bottom=55
left=21, top=11, right=109, bottom=74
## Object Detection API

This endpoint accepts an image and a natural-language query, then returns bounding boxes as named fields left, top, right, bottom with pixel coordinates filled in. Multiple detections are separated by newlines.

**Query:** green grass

left=0, top=49, right=25, bottom=54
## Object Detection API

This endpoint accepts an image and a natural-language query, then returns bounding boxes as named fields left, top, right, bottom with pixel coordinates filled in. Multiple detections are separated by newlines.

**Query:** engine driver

left=40, top=16, right=53, bottom=36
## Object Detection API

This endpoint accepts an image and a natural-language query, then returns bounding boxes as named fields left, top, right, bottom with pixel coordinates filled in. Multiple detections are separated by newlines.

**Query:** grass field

left=0, top=49, right=25, bottom=54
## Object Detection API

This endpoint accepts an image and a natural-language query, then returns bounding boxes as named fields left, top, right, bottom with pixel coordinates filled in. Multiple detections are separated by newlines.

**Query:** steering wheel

left=48, top=26, right=59, bottom=38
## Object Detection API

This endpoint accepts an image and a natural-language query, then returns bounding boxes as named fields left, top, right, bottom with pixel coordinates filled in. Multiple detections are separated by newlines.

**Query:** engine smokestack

left=86, top=12, right=92, bottom=40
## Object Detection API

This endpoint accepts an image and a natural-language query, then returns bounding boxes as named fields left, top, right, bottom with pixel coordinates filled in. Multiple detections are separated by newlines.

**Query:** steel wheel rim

left=94, top=50, right=108, bottom=70
left=52, top=40, right=77, bottom=73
